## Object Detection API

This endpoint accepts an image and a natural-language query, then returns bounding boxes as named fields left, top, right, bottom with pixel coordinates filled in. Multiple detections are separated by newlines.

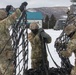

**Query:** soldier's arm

left=60, top=50, right=72, bottom=57
left=60, top=39, right=76, bottom=57
left=43, top=32, right=52, bottom=43
left=39, top=28, right=52, bottom=43
left=0, top=9, right=21, bottom=28
left=28, top=33, right=34, bottom=42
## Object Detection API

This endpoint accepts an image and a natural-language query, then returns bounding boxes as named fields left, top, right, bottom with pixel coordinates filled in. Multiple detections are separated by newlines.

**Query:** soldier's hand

left=60, top=51, right=70, bottom=57
left=60, top=51, right=65, bottom=57
left=19, top=2, right=28, bottom=12
left=6, top=5, right=13, bottom=15
left=55, top=40, right=61, bottom=48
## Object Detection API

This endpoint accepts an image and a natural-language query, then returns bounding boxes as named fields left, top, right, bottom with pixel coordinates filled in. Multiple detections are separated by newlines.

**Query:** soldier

left=28, top=22, right=51, bottom=69
left=0, top=2, right=28, bottom=75
left=60, top=25, right=76, bottom=75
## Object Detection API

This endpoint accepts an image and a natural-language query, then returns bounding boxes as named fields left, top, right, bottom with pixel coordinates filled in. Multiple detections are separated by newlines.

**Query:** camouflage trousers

left=31, top=58, right=49, bottom=69
left=0, top=49, right=14, bottom=75
left=71, top=66, right=76, bottom=75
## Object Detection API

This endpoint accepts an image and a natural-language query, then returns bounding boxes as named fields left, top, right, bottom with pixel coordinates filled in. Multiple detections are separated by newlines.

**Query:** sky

left=0, top=0, right=72, bottom=8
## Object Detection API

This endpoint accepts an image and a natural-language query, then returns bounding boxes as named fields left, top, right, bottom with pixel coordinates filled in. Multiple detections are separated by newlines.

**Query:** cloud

left=27, top=0, right=71, bottom=8
left=0, top=0, right=71, bottom=8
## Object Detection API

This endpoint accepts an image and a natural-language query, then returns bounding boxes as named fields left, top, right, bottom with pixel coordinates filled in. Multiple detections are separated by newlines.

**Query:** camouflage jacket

left=61, top=32, right=76, bottom=65
left=28, top=30, right=51, bottom=60
left=0, top=9, right=21, bottom=50
left=0, top=9, right=21, bottom=75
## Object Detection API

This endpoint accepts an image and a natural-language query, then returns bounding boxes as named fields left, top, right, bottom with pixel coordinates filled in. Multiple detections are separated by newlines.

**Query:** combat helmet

left=64, top=25, right=76, bottom=36
left=0, top=10, right=7, bottom=20
left=29, top=22, right=39, bottom=30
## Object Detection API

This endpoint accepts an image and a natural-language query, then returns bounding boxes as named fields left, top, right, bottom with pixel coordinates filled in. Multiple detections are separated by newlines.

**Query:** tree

left=43, top=15, right=49, bottom=29
left=49, top=14, right=56, bottom=29
left=45, top=15, right=49, bottom=23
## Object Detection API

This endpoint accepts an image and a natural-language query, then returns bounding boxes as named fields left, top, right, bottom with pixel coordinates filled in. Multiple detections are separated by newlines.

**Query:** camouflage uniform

left=28, top=22, right=51, bottom=69
left=0, top=9, right=21, bottom=75
left=60, top=25, right=76, bottom=75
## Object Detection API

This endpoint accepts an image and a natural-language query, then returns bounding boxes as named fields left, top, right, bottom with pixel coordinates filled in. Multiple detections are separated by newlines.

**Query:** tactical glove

left=38, top=28, right=44, bottom=37
left=38, top=28, right=51, bottom=43
left=60, top=51, right=71, bottom=57
left=6, top=5, right=13, bottom=15
left=19, top=2, right=28, bottom=12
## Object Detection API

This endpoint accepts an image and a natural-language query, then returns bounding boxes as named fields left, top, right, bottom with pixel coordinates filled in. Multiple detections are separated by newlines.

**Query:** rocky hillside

left=28, top=7, right=68, bottom=19
left=0, top=7, right=68, bottom=20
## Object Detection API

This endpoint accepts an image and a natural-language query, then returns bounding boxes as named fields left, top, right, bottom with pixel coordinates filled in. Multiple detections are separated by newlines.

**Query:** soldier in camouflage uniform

left=0, top=2, right=28, bottom=75
left=60, top=25, right=76, bottom=75
left=28, top=22, right=51, bottom=69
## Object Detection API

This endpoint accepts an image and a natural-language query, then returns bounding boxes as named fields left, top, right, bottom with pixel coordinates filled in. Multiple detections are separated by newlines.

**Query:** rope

left=2, top=35, right=28, bottom=75
left=46, top=44, right=60, bottom=68
left=41, top=37, right=49, bottom=75
left=46, top=44, right=71, bottom=75
left=0, top=9, right=28, bottom=75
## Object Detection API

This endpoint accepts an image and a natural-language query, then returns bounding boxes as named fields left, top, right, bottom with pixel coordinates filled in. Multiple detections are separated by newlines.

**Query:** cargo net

left=54, top=14, right=76, bottom=74
left=12, top=11, right=28, bottom=75
left=0, top=11, right=28, bottom=75
left=12, top=27, right=28, bottom=74
left=52, top=30, right=72, bottom=75
left=55, top=31, right=71, bottom=68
